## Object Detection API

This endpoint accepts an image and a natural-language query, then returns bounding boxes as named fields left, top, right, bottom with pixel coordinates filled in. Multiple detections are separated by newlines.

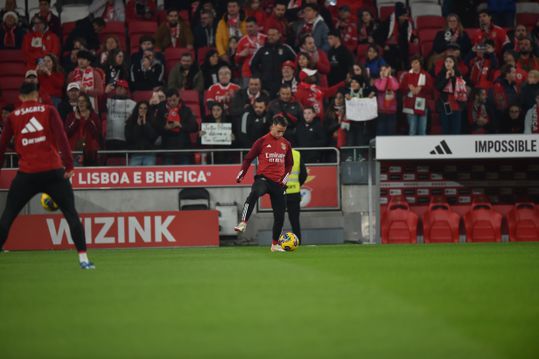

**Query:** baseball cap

left=67, top=82, right=80, bottom=91
left=25, top=70, right=38, bottom=78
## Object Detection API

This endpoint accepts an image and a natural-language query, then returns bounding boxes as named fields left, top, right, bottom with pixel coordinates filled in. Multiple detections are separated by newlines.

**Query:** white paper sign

left=201, top=123, right=232, bottom=145
left=345, top=97, right=378, bottom=122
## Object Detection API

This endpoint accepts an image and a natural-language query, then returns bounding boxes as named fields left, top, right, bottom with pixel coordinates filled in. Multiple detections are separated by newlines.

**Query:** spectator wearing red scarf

left=400, top=56, right=433, bottom=135
left=155, top=8, right=193, bottom=50
left=0, top=11, right=24, bottom=49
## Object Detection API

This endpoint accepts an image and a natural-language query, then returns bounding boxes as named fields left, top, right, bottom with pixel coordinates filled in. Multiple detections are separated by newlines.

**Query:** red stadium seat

left=418, top=28, right=439, bottom=43
left=0, top=63, right=28, bottom=77
left=197, top=47, right=215, bottom=65
left=516, top=13, right=539, bottom=29
left=0, top=50, right=25, bottom=64
left=464, top=28, right=480, bottom=41
left=1, top=90, right=20, bottom=105
left=180, top=90, right=200, bottom=105
left=379, top=6, right=394, bottom=22
left=128, top=20, right=158, bottom=36
left=356, top=44, right=370, bottom=62
left=62, top=21, right=77, bottom=43
left=0, top=76, right=24, bottom=90
left=422, top=197, right=461, bottom=243
left=164, top=47, right=196, bottom=73
left=420, top=41, right=434, bottom=57
left=416, top=15, right=445, bottom=30
left=132, top=90, right=153, bottom=102
left=381, top=196, right=419, bottom=244
left=507, top=203, right=539, bottom=242
left=99, top=21, right=127, bottom=51
left=464, top=197, right=503, bottom=242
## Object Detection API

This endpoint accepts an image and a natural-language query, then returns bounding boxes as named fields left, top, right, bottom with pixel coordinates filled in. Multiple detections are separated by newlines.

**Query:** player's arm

left=236, top=137, right=264, bottom=182
left=281, top=145, right=294, bottom=185
left=0, top=118, right=14, bottom=170
left=49, top=106, right=75, bottom=176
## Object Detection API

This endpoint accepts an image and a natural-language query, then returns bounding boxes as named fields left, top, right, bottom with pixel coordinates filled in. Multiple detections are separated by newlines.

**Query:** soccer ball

left=40, top=193, right=59, bottom=211
left=278, top=232, right=299, bottom=251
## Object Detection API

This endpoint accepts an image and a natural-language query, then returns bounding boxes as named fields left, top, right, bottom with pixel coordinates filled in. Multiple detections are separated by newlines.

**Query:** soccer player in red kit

left=235, top=115, right=293, bottom=252
left=0, top=83, right=95, bottom=269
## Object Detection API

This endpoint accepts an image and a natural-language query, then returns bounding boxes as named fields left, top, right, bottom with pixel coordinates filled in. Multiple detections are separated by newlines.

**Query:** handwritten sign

left=345, top=97, right=378, bottom=122
left=201, top=123, right=232, bottom=145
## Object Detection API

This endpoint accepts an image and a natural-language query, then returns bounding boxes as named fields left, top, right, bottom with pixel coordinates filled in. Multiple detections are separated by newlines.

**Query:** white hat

left=25, top=70, right=38, bottom=78
left=67, top=82, right=81, bottom=91
left=2, top=11, right=18, bottom=23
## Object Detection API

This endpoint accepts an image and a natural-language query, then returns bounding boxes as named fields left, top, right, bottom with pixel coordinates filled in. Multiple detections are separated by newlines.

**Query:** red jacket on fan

left=206, top=82, right=241, bottom=112
left=0, top=100, right=74, bottom=172
left=240, top=132, right=293, bottom=184
left=38, top=71, right=65, bottom=99
left=21, top=30, right=61, bottom=67
left=295, top=80, right=344, bottom=118
left=235, top=32, right=267, bottom=78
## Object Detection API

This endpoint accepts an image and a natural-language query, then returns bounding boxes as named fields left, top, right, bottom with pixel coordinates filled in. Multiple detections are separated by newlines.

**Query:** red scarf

left=167, top=105, right=181, bottom=133
left=2, top=23, right=16, bottom=48
left=168, top=22, right=180, bottom=47
left=72, top=67, right=95, bottom=90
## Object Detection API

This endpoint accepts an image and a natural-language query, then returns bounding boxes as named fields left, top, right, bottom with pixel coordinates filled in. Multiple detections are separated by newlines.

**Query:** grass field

left=1, top=243, right=538, bottom=359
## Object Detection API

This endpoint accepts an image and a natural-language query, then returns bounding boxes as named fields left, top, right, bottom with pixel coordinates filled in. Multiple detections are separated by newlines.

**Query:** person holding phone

left=64, top=93, right=101, bottom=166
left=435, top=55, right=466, bottom=134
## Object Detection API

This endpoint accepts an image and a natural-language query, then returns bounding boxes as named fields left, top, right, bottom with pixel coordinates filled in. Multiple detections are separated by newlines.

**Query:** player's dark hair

left=272, top=115, right=288, bottom=127
left=19, top=82, right=39, bottom=95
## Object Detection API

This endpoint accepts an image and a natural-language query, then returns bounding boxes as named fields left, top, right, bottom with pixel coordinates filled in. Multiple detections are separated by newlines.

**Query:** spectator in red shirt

left=67, top=50, right=105, bottom=110
left=509, top=24, right=528, bottom=53
left=22, top=14, right=61, bottom=67
left=334, top=5, right=358, bottom=53
left=235, top=16, right=267, bottom=84
left=263, top=0, right=287, bottom=40
left=64, top=93, right=102, bottom=166
left=36, top=53, right=64, bottom=108
left=516, top=37, right=539, bottom=72
left=474, top=10, right=510, bottom=59
left=206, top=65, right=241, bottom=113
left=467, top=40, right=498, bottom=89
left=245, top=0, right=265, bottom=27
left=400, top=56, right=433, bottom=135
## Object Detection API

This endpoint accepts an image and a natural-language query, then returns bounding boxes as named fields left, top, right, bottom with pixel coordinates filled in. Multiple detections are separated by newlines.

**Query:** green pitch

left=1, top=243, right=538, bottom=359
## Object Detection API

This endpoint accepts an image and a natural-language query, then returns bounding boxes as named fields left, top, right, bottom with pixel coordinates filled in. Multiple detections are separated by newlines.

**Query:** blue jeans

left=407, top=113, right=428, bottom=135
left=129, top=154, right=156, bottom=166
left=440, top=110, right=462, bottom=135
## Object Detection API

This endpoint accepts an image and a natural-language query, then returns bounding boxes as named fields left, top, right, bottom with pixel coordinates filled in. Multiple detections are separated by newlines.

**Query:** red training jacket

left=240, top=132, right=293, bottom=183
left=0, top=100, right=74, bottom=173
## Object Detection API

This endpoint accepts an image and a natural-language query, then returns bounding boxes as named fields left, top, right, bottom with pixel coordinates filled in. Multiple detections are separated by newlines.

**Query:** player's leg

left=44, top=170, right=94, bottom=269
left=286, top=193, right=302, bottom=243
left=235, top=178, right=269, bottom=232
left=269, top=182, right=287, bottom=252
left=0, top=173, right=39, bottom=250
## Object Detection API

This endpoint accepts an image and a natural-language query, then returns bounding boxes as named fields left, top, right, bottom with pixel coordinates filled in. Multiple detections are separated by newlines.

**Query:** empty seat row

left=381, top=196, right=539, bottom=244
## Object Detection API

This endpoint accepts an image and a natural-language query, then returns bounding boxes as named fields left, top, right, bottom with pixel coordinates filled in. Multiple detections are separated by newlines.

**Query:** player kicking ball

left=0, top=83, right=95, bottom=269
left=235, top=116, right=293, bottom=252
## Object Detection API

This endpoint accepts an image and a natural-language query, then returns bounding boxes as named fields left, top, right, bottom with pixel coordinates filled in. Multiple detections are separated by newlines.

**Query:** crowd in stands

left=0, top=0, right=539, bottom=166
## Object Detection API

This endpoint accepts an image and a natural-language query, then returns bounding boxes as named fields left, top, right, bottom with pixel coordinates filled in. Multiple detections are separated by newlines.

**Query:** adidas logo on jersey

left=21, top=117, right=44, bottom=134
